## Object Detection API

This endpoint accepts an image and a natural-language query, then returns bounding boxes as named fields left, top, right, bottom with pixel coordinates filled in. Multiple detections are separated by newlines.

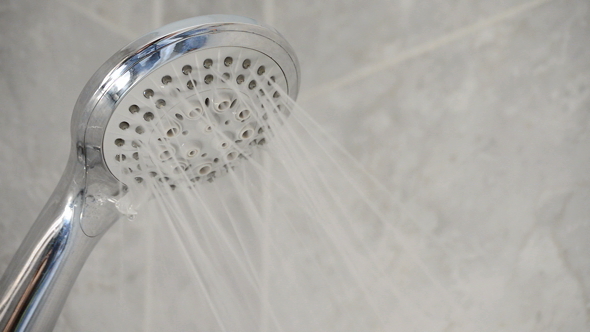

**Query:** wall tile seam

left=299, top=0, right=556, bottom=103
left=56, top=0, right=137, bottom=41
left=152, top=0, right=163, bottom=32
left=263, top=0, right=275, bottom=28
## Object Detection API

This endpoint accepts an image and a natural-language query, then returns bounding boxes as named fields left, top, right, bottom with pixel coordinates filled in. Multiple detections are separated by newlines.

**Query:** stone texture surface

left=0, top=0, right=589, bottom=331
left=273, top=0, right=535, bottom=94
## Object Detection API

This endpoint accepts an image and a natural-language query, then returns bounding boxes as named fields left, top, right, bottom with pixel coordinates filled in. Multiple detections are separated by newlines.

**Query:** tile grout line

left=57, top=0, right=137, bottom=41
left=263, top=0, right=276, bottom=27
left=152, top=0, right=163, bottom=30
left=299, top=0, right=554, bottom=103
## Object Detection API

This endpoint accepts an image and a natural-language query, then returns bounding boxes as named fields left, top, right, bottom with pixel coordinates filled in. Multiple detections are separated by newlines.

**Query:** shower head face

left=103, top=47, right=290, bottom=186
left=75, top=15, right=299, bottom=187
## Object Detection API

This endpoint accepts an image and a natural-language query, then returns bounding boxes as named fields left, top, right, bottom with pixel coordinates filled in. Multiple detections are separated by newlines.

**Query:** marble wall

left=0, top=0, right=588, bottom=330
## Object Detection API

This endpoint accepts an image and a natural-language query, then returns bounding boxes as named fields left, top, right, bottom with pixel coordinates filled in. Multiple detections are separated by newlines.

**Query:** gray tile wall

left=0, top=0, right=588, bottom=330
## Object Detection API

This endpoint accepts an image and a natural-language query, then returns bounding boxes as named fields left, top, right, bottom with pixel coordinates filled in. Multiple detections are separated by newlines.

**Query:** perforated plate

left=103, top=47, right=288, bottom=186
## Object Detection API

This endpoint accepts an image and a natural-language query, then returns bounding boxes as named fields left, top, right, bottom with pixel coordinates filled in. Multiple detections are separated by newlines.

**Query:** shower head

left=0, top=15, right=299, bottom=332
left=80, top=15, right=299, bottom=188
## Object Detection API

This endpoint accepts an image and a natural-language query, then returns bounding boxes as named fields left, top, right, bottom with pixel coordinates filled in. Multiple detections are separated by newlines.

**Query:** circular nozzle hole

left=143, top=89, right=154, bottom=99
left=136, top=126, right=145, bottom=134
left=203, top=59, right=213, bottom=69
left=248, top=80, right=257, bottom=90
left=240, top=128, right=254, bottom=140
left=204, top=74, right=213, bottom=84
left=257, top=66, right=265, bottom=75
left=182, top=65, right=192, bottom=75
left=224, top=57, right=233, bottom=66
left=187, top=149, right=199, bottom=158
left=236, top=75, right=244, bottom=85
left=161, top=75, right=172, bottom=85
left=143, top=112, right=154, bottom=122
left=119, top=121, right=130, bottom=130
left=187, top=79, right=197, bottom=90
left=216, top=100, right=230, bottom=112
left=242, top=59, right=251, bottom=69
left=173, top=163, right=187, bottom=174
left=115, top=138, right=125, bottom=147
left=236, top=109, right=251, bottom=121
left=166, top=127, right=180, bottom=137
left=187, top=107, right=202, bottom=119
left=226, top=151, right=238, bottom=161
left=159, top=150, right=172, bottom=161
left=155, top=99, right=166, bottom=109
left=198, top=165, right=212, bottom=175
left=129, top=105, right=140, bottom=114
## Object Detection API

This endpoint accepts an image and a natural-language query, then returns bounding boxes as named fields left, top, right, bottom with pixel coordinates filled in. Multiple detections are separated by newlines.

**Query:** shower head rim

left=71, top=14, right=300, bottom=185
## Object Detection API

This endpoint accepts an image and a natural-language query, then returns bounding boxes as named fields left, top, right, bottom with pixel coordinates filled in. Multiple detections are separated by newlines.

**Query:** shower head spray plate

left=73, top=15, right=299, bottom=187
left=103, top=46, right=289, bottom=185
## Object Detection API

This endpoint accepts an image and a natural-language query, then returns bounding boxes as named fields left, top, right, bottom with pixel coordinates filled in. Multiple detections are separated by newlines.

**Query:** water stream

left=110, top=68, right=466, bottom=331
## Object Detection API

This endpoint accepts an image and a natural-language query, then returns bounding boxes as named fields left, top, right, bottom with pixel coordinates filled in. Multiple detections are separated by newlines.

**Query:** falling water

left=107, top=61, right=469, bottom=331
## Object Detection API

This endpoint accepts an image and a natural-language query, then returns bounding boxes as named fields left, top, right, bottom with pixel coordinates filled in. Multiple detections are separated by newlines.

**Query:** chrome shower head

left=85, top=15, right=299, bottom=187
left=0, top=15, right=299, bottom=332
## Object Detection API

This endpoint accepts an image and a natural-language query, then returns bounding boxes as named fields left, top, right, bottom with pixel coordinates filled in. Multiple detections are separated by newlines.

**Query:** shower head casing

left=77, top=15, right=299, bottom=188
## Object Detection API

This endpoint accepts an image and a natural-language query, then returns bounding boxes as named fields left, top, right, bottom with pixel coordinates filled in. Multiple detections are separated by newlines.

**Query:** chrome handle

left=0, top=155, right=119, bottom=332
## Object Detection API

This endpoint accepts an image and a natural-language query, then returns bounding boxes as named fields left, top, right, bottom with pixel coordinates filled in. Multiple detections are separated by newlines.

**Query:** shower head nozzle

left=74, top=14, right=300, bottom=186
